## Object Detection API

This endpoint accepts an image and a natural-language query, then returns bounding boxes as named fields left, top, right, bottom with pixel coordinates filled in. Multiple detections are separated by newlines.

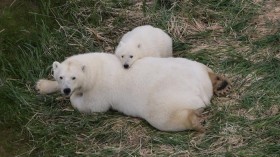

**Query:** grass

left=1, top=0, right=279, bottom=156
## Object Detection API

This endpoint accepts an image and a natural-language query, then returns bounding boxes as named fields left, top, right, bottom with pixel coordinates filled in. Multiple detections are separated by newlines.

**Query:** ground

left=0, top=0, right=279, bottom=156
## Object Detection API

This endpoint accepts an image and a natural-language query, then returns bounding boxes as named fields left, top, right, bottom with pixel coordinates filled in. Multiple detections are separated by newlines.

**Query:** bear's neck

left=80, top=53, right=124, bottom=94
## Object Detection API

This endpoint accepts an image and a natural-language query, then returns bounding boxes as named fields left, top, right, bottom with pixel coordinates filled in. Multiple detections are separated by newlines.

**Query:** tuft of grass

left=1, top=0, right=279, bottom=156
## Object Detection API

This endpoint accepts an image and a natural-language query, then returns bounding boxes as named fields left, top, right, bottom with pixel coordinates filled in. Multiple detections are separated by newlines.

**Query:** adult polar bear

left=115, top=25, right=172, bottom=69
left=36, top=53, right=229, bottom=132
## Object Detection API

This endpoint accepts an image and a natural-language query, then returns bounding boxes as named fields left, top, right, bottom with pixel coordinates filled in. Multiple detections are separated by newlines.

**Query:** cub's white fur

left=36, top=53, right=213, bottom=131
left=115, top=25, right=172, bottom=69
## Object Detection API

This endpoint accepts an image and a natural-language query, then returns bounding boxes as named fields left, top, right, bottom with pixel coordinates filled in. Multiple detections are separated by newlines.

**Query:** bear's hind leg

left=208, top=72, right=231, bottom=96
left=36, top=79, right=60, bottom=94
left=190, top=108, right=205, bottom=132
left=167, top=108, right=205, bottom=132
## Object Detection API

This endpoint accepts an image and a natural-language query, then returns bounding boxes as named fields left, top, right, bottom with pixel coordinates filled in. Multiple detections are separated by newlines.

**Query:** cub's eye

left=72, top=77, right=76, bottom=80
left=59, top=76, right=63, bottom=80
left=121, top=55, right=124, bottom=58
left=130, top=55, right=133, bottom=58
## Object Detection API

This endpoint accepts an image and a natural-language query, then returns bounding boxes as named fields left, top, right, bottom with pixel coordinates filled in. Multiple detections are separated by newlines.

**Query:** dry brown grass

left=251, top=0, right=280, bottom=39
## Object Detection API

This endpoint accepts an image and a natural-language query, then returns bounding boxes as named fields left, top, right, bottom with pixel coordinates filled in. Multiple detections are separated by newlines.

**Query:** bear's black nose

left=123, top=64, right=129, bottom=69
left=63, top=88, right=71, bottom=95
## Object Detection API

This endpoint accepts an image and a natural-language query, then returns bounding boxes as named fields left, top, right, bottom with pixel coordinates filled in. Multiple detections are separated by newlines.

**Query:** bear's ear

left=81, top=65, right=86, bottom=72
left=53, top=61, right=61, bottom=70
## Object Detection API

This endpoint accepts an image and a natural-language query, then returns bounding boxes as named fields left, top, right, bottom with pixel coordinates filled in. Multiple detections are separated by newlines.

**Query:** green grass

left=1, top=0, right=279, bottom=156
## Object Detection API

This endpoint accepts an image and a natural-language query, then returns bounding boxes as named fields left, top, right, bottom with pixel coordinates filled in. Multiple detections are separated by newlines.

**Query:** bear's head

left=52, top=60, right=86, bottom=96
left=115, top=42, right=141, bottom=69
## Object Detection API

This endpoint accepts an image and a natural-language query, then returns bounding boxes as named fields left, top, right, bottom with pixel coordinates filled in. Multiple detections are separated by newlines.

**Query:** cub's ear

left=82, top=65, right=86, bottom=72
left=53, top=61, right=61, bottom=70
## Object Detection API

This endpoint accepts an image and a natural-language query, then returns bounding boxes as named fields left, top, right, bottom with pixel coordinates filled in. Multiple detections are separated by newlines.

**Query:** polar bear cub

left=115, top=25, right=172, bottom=69
left=36, top=53, right=230, bottom=132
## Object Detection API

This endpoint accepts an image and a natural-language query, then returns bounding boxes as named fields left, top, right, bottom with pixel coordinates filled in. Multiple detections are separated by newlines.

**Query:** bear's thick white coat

left=115, top=25, right=172, bottom=69
left=39, top=53, right=213, bottom=131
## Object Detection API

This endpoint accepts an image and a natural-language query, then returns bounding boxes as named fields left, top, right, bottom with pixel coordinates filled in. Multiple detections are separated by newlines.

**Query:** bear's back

left=65, top=52, right=119, bottom=66
left=119, top=57, right=212, bottom=104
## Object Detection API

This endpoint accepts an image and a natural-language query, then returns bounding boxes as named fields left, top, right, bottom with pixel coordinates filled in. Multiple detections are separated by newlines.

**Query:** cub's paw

left=213, top=76, right=231, bottom=97
left=35, top=79, right=58, bottom=94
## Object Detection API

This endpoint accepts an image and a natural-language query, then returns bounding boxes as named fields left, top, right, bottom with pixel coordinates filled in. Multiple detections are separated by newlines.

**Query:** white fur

left=115, top=25, right=172, bottom=69
left=37, top=53, right=213, bottom=131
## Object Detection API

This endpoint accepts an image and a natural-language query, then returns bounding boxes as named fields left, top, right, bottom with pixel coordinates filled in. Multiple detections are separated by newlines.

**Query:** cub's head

left=53, top=60, right=86, bottom=96
left=115, top=42, right=141, bottom=69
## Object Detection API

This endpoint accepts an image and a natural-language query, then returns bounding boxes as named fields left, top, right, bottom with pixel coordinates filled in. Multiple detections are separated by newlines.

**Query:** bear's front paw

left=35, top=79, right=59, bottom=94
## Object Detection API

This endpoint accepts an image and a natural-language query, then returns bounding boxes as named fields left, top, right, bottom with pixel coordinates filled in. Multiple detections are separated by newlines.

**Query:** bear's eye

left=121, top=55, right=124, bottom=58
left=130, top=55, right=133, bottom=58
left=72, top=77, right=76, bottom=80
left=59, top=76, right=63, bottom=80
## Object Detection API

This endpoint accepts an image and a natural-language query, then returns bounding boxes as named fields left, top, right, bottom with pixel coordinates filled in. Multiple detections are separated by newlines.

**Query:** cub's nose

left=123, top=64, right=129, bottom=69
left=63, top=88, right=71, bottom=95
